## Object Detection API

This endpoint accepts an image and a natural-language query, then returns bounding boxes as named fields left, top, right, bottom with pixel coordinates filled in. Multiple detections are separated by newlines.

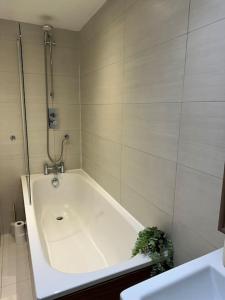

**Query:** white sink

left=121, top=249, right=225, bottom=300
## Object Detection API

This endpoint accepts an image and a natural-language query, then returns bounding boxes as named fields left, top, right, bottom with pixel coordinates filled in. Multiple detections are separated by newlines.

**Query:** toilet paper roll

left=12, top=221, right=26, bottom=244
left=14, top=221, right=25, bottom=235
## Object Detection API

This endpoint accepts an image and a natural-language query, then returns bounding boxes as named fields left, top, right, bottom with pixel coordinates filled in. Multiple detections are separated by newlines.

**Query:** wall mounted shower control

left=48, top=108, right=58, bottom=129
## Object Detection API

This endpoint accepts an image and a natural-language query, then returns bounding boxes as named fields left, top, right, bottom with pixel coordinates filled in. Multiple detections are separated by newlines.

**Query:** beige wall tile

left=178, top=102, right=225, bottom=178
left=26, top=103, right=46, bottom=131
left=53, top=76, right=79, bottom=104
left=0, top=19, right=18, bottom=41
left=63, top=153, right=81, bottom=170
left=0, top=103, right=23, bottom=133
left=123, top=103, right=180, bottom=161
left=23, top=43, right=44, bottom=74
left=82, top=131, right=121, bottom=180
left=81, top=62, right=123, bottom=104
left=24, top=43, right=79, bottom=77
left=124, top=0, right=189, bottom=57
left=25, top=74, right=79, bottom=104
left=184, top=20, right=225, bottom=102
left=81, top=0, right=124, bottom=42
left=81, top=19, right=124, bottom=75
left=24, top=73, right=45, bottom=102
left=174, top=165, right=224, bottom=248
left=121, top=184, right=173, bottom=233
left=82, top=104, right=122, bottom=143
left=56, top=104, right=81, bottom=130
left=0, top=131, right=24, bottom=157
left=172, top=222, right=216, bottom=265
left=0, top=41, right=18, bottom=73
left=83, top=156, right=121, bottom=201
left=174, top=247, right=193, bottom=266
left=21, top=22, right=43, bottom=44
left=27, top=130, right=54, bottom=159
left=54, top=28, right=80, bottom=49
left=189, top=0, right=225, bottom=31
left=178, top=141, right=225, bottom=179
left=53, top=46, right=79, bottom=76
left=124, top=36, right=186, bottom=103
left=121, top=146, right=176, bottom=215
left=0, top=72, right=20, bottom=103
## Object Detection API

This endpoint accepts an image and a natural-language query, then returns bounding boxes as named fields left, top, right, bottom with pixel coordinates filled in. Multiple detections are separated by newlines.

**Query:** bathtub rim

left=21, top=169, right=151, bottom=300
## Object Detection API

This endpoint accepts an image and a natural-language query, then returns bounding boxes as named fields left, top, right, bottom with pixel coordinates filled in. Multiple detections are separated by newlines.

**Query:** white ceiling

left=0, top=0, right=106, bottom=31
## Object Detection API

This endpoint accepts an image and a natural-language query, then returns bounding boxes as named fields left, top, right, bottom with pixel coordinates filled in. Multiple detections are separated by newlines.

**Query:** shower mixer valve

left=48, top=108, right=58, bottom=129
left=44, top=161, right=65, bottom=175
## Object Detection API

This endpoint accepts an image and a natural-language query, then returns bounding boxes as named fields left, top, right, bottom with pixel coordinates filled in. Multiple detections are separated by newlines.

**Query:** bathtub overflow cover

left=56, top=216, right=63, bottom=221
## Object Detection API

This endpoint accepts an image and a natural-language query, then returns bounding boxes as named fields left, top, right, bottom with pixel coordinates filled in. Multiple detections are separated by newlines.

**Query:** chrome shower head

left=42, top=24, right=53, bottom=32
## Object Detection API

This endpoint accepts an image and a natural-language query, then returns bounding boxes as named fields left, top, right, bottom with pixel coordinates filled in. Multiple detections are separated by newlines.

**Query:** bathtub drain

left=56, top=216, right=63, bottom=221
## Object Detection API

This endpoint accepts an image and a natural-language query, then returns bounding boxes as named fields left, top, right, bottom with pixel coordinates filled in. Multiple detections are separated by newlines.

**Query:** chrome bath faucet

left=44, top=161, right=65, bottom=175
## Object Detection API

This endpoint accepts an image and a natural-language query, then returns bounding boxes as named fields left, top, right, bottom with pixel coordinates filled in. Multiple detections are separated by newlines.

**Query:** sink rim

left=121, top=249, right=225, bottom=300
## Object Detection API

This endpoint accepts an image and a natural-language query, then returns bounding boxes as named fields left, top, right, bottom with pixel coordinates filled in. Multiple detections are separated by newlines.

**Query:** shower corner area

left=0, top=20, right=81, bottom=228
left=22, top=22, right=82, bottom=179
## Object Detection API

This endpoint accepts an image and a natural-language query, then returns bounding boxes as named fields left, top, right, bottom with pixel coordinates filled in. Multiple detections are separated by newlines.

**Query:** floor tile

left=0, top=235, right=34, bottom=300
left=1, top=280, right=34, bottom=300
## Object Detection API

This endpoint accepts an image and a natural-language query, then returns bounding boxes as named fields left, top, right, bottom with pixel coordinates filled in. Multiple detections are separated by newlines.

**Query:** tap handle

left=44, top=163, right=49, bottom=175
left=61, top=161, right=65, bottom=173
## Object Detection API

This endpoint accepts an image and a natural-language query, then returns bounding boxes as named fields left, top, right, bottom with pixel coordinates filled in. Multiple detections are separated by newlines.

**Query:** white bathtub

left=21, top=169, right=150, bottom=299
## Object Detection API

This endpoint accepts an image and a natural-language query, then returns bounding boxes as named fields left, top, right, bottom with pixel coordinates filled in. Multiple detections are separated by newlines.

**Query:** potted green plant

left=132, top=227, right=174, bottom=277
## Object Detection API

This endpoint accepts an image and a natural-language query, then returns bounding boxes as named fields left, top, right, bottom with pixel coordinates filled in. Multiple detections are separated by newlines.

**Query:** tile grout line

left=171, top=0, right=192, bottom=237
left=121, top=181, right=173, bottom=219
left=188, top=14, right=225, bottom=34
left=82, top=129, right=224, bottom=180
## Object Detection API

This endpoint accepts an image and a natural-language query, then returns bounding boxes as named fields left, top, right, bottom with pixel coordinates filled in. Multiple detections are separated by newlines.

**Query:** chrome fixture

left=44, top=161, right=65, bottom=175
left=42, top=24, right=69, bottom=167
left=48, top=108, right=57, bottom=129
left=43, top=24, right=55, bottom=101
left=10, top=135, right=16, bottom=141
left=51, top=177, right=60, bottom=188
left=17, top=24, right=31, bottom=204
left=42, top=24, right=53, bottom=32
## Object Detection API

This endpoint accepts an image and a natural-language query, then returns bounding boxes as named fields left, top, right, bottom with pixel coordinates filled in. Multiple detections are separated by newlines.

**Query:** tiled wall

left=80, top=0, right=225, bottom=264
left=0, top=19, right=81, bottom=233
left=173, top=0, right=225, bottom=264
left=0, top=19, right=26, bottom=234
